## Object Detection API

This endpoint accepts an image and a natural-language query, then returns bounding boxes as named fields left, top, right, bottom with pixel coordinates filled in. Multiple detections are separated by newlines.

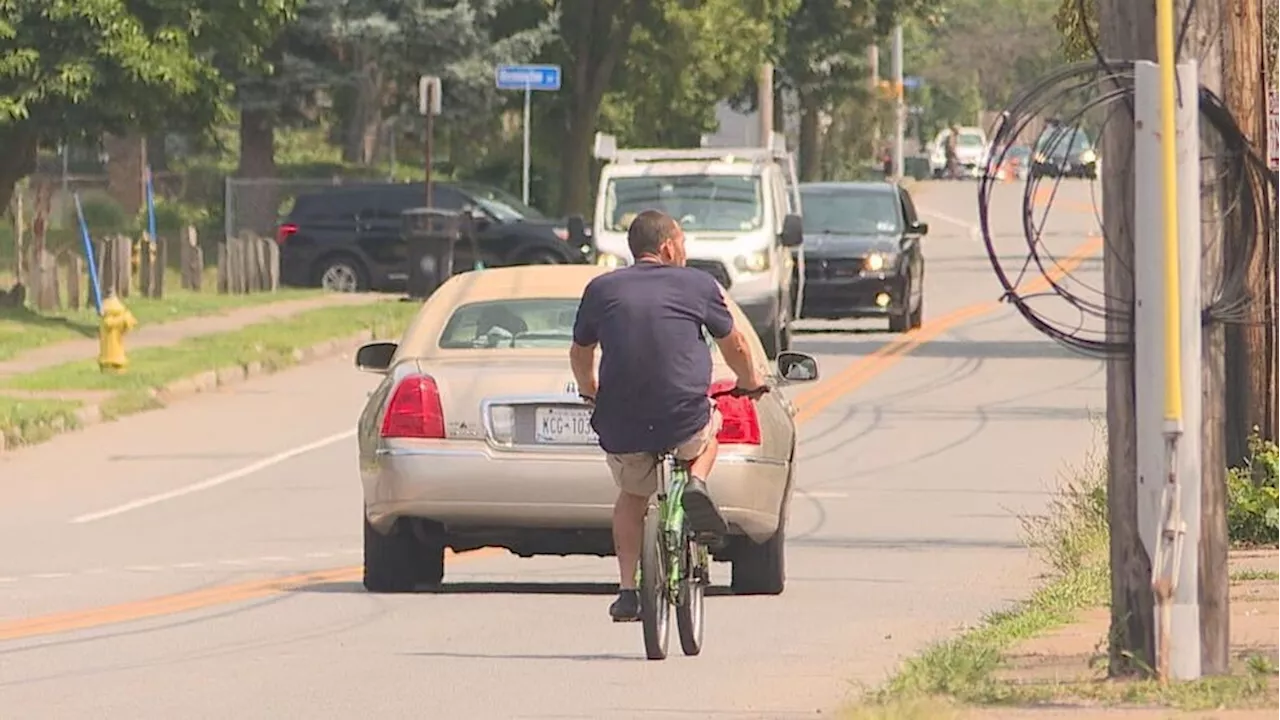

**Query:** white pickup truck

left=590, top=133, right=806, bottom=359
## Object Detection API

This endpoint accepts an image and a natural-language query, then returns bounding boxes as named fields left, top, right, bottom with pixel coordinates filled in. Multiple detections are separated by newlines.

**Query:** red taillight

left=276, top=223, right=298, bottom=244
left=380, top=375, right=446, bottom=439
left=708, top=380, right=762, bottom=445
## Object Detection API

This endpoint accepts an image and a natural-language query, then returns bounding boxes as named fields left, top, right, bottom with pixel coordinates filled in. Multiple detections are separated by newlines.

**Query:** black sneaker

left=610, top=589, right=641, bottom=622
left=682, top=477, right=729, bottom=537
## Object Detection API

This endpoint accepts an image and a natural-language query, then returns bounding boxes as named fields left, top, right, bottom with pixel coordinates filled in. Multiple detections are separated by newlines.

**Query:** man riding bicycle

left=569, top=209, right=768, bottom=622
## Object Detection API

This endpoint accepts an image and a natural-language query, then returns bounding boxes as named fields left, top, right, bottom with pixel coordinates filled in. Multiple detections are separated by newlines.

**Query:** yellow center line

left=0, top=234, right=1105, bottom=643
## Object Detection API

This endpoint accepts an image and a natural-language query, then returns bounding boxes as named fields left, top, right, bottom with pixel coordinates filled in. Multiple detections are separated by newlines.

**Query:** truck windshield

left=604, top=175, right=764, bottom=233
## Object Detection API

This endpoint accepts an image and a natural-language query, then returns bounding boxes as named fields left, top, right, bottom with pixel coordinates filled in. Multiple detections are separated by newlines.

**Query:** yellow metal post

left=1155, top=0, right=1183, bottom=424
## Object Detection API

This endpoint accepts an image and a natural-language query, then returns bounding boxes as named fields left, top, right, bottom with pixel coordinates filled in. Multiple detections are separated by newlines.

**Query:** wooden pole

left=1192, top=0, right=1244, bottom=671
left=1223, top=0, right=1276, bottom=458
left=1098, top=0, right=1157, bottom=676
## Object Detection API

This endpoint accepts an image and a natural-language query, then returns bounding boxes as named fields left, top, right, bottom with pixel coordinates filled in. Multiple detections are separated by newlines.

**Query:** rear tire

left=639, top=509, right=671, bottom=660
left=314, top=254, right=369, bottom=293
left=363, top=515, right=446, bottom=593
left=760, top=318, right=782, bottom=359
left=676, top=537, right=707, bottom=656
left=731, top=523, right=787, bottom=596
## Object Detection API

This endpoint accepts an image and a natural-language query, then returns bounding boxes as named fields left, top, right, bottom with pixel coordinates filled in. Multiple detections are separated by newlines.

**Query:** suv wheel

left=315, top=255, right=368, bottom=293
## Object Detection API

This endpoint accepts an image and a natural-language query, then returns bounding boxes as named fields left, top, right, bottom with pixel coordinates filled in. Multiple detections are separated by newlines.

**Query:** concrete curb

left=0, top=330, right=381, bottom=455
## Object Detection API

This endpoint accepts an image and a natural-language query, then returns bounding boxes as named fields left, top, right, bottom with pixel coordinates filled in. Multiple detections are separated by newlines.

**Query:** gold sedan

left=354, top=265, right=820, bottom=594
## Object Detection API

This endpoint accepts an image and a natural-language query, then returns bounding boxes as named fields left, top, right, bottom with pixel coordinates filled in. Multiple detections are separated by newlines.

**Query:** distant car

left=1030, top=125, right=1098, bottom=179
left=354, top=265, right=821, bottom=595
left=928, top=126, right=989, bottom=179
left=987, top=145, right=1031, bottom=181
left=795, top=181, right=927, bottom=332
left=276, top=181, right=594, bottom=293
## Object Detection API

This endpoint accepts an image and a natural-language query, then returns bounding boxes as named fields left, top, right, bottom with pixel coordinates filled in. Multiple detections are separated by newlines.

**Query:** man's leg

left=676, top=409, right=728, bottom=536
left=605, top=453, right=658, bottom=621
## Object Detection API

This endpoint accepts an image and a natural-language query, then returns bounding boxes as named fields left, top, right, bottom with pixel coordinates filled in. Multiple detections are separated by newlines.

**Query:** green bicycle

left=637, top=384, right=769, bottom=661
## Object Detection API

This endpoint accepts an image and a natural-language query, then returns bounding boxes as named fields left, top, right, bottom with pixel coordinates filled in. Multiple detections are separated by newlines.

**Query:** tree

left=322, top=0, right=554, bottom=167
left=0, top=0, right=297, bottom=216
left=231, top=0, right=347, bottom=180
left=546, top=0, right=793, bottom=216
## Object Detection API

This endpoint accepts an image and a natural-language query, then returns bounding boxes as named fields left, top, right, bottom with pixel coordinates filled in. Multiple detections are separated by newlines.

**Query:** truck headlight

left=1080, top=149, right=1097, bottom=164
left=864, top=252, right=895, bottom=272
left=596, top=252, right=626, bottom=268
left=734, top=251, right=771, bottom=273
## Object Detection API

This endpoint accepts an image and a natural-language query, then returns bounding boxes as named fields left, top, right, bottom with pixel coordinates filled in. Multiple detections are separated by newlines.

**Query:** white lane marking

left=916, top=205, right=980, bottom=242
left=803, top=491, right=850, bottom=499
left=70, top=429, right=356, bottom=524
left=30, top=573, right=71, bottom=579
left=0, top=577, right=14, bottom=584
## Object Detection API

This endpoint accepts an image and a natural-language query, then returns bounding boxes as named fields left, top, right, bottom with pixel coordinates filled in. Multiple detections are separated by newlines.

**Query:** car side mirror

left=780, top=214, right=804, bottom=248
left=776, top=351, right=819, bottom=383
left=912, top=221, right=929, bottom=235
left=355, top=341, right=398, bottom=373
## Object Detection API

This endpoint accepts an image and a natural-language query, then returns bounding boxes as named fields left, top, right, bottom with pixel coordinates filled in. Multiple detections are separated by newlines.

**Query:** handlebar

left=578, top=385, right=769, bottom=405
left=710, top=385, right=770, bottom=400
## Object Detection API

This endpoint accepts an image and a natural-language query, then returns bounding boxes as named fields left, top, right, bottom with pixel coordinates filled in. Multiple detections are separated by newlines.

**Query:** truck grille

left=687, top=259, right=732, bottom=289
left=804, top=258, right=866, bottom=280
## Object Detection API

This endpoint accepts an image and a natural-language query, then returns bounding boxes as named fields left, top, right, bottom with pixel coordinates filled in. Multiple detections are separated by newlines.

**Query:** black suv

left=1030, top=124, right=1098, bottom=179
left=276, top=181, right=594, bottom=292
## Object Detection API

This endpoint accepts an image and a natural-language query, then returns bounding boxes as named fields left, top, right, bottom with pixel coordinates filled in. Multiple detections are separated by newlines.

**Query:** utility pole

left=869, top=43, right=881, bottom=154
left=1099, top=0, right=1231, bottom=677
left=1097, top=0, right=1156, bottom=676
left=758, top=63, right=775, bottom=147
left=890, top=24, right=905, bottom=179
left=1223, top=0, right=1276, bottom=462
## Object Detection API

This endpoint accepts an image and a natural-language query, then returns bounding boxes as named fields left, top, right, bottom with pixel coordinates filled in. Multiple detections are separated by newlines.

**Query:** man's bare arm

left=569, top=342, right=599, bottom=397
left=714, top=328, right=765, bottom=389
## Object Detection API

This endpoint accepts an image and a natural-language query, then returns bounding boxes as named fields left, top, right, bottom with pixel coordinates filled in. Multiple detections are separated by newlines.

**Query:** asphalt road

left=0, top=180, right=1106, bottom=719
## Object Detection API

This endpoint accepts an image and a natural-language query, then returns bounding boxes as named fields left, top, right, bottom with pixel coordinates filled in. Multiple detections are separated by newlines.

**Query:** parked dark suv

left=276, top=181, right=594, bottom=292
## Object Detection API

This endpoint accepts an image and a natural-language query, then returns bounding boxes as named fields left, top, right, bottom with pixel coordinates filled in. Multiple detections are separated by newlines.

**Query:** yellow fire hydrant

left=98, top=294, right=137, bottom=373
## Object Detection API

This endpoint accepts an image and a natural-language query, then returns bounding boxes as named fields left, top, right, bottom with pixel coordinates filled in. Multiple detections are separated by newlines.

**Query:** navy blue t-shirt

left=573, top=262, right=735, bottom=454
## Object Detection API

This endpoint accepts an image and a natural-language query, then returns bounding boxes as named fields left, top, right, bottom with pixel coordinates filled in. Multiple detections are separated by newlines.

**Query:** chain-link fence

left=224, top=176, right=397, bottom=240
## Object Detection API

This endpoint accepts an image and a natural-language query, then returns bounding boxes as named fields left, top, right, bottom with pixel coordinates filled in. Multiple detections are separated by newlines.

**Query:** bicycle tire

left=639, top=509, right=670, bottom=660
left=675, top=533, right=707, bottom=656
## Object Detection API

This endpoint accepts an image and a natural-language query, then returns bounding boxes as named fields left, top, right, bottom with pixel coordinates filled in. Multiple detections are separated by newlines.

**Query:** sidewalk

left=0, top=292, right=387, bottom=381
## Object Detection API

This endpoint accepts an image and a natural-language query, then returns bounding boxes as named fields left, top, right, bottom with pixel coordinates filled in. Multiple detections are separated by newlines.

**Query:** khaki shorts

left=606, top=409, right=723, bottom=497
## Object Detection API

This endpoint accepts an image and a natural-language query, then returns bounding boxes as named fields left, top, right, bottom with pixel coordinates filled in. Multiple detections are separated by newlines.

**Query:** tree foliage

left=0, top=0, right=298, bottom=210
left=1053, top=0, right=1097, bottom=63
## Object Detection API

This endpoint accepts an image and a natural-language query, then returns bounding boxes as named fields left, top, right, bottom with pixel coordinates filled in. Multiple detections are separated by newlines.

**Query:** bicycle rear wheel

left=639, top=508, right=670, bottom=660
left=676, top=535, right=707, bottom=656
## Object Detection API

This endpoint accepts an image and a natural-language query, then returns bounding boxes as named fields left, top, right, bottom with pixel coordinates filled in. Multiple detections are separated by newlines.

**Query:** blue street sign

left=903, top=76, right=923, bottom=90
left=495, top=64, right=561, bottom=91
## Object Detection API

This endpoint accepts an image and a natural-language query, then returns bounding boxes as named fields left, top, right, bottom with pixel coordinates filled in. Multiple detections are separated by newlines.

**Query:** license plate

left=534, top=406, right=598, bottom=445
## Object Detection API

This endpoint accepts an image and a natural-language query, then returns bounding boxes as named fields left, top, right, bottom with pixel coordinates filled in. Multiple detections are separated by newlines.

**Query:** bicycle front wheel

left=639, top=509, right=671, bottom=660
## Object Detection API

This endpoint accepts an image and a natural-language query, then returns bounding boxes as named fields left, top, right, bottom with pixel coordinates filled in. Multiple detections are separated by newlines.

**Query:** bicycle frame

left=635, top=452, right=692, bottom=599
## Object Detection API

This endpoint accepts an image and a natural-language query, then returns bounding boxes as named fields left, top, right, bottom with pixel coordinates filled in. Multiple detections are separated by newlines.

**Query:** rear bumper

left=363, top=440, right=788, bottom=544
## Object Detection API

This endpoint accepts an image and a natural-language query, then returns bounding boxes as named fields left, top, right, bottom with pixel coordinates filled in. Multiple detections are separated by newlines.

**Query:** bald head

left=627, top=210, right=682, bottom=260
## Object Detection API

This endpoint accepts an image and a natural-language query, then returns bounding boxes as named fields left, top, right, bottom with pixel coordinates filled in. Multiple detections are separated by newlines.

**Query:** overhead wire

left=975, top=0, right=1278, bottom=358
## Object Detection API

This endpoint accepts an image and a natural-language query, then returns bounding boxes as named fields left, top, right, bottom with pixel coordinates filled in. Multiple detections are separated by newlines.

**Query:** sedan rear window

left=439, top=299, right=582, bottom=349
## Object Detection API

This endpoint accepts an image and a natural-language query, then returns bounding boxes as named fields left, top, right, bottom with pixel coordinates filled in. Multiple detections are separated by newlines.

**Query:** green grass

left=0, top=396, right=83, bottom=448
left=841, top=428, right=1278, bottom=717
left=1230, top=567, right=1280, bottom=583
left=0, top=299, right=419, bottom=451
left=0, top=267, right=323, bottom=362
left=4, top=300, right=418, bottom=393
